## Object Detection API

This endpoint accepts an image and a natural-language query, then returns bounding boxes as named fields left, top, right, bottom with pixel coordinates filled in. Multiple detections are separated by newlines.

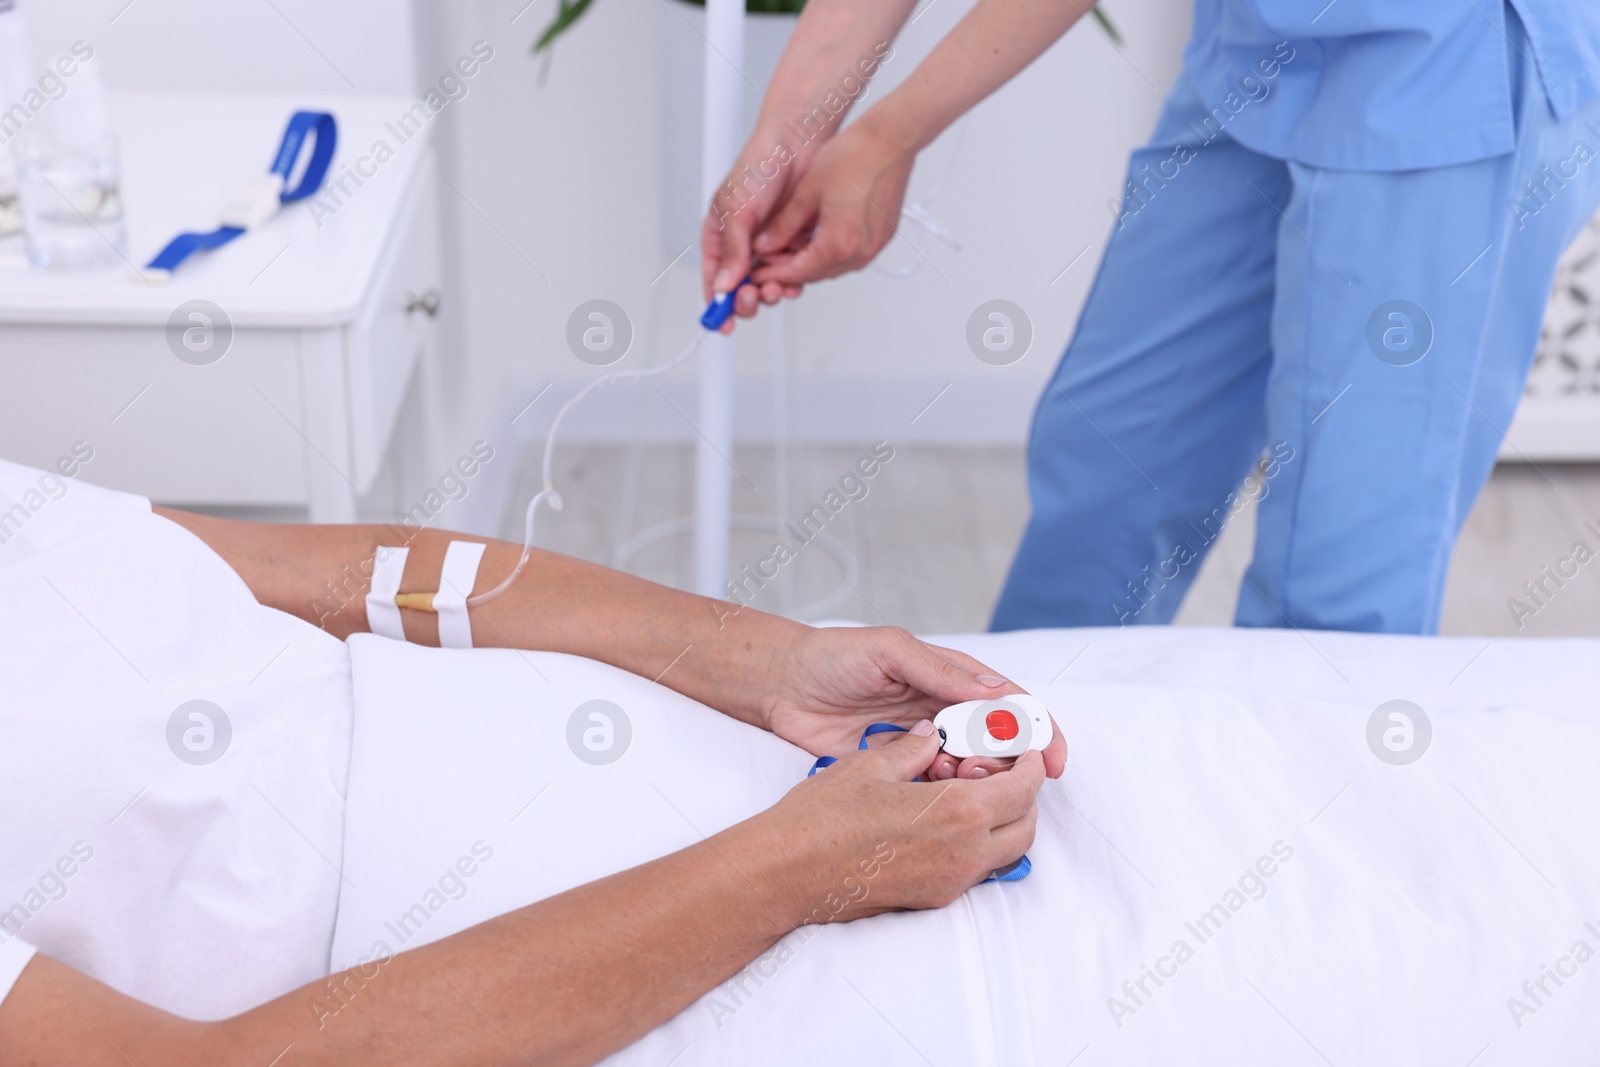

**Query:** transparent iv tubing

left=463, top=115, right=969, bottom=611
left=871, top=117, right=966, bottom=279
left=466, top=332, right=704, bottom=607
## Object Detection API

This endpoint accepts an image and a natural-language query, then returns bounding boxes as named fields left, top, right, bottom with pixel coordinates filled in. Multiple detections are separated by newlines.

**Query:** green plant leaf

left=533, top=0, right=597, bottom=53
left=1091, top=6, right=1123, bottom=47
left=677, top=0, right=807, bottom=10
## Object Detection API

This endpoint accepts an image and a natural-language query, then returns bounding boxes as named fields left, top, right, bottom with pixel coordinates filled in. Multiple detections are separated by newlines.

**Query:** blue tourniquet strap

left=143, top=111, right=336, bottom=276
left=145, top=226, right=246, bottom=273
left=803, top=721, right=1032, bottom=882
left=273, top=111, right=338, bottom=201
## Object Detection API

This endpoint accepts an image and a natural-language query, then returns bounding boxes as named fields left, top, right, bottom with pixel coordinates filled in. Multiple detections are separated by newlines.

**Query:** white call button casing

left=933, top=694, right=1053, bottom=759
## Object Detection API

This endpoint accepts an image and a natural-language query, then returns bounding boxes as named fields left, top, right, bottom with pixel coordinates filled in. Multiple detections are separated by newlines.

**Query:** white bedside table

left=0, top=91, right=444, bottom=522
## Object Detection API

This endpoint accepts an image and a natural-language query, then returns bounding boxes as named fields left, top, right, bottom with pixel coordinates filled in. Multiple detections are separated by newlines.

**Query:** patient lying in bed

left=338, top=626, right=1600, bottom=1067
left=0, top=459, right=1062, bottom=1066
left=4, top=459, right=1598, bottom=1066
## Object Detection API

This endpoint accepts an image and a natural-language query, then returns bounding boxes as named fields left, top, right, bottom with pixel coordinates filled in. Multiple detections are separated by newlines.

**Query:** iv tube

left=466, top=332, right=704, bottom=607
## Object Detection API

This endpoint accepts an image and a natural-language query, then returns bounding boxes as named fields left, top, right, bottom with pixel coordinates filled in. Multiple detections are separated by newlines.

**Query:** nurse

left=703, top=0, right=1600, bottom=633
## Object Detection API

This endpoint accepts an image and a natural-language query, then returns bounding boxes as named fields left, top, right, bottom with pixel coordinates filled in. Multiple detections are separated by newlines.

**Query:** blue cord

left=806, top=722, right=1031, bottom=883
left=858, top=722, right=909, bottom=746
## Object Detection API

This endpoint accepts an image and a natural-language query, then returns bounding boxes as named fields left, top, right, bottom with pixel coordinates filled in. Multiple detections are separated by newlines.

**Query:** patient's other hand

left=762, top=626, right=1067, bottom=782
left=765, top=721, right=1045, bottom=919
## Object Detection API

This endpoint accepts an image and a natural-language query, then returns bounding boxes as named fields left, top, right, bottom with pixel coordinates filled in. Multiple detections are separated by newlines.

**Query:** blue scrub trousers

left=993, top=18, right=1600, bottom=634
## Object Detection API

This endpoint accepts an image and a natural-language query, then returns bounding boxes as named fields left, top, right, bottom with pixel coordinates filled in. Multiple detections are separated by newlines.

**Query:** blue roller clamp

left=699, top=274, right=753, bottom=330
left=807, top=721, right=1032, bottom=883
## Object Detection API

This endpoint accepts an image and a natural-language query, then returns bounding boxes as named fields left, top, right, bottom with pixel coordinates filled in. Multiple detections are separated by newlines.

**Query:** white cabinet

left=0, top=92, right=444, bottom=521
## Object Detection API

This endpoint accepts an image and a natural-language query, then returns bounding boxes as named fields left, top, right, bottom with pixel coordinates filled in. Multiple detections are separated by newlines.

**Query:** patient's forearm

left=470, top=537, right=807, bottom=728
left=156, top=509, right=805, bottom=728
left=3, top=728, right=1038, bottom=1065
left=2, top=813, right=818, bottom=1066
left=235, top=816, right=810, bottom=1065
left=2, top=727, right=1036, bottom=1065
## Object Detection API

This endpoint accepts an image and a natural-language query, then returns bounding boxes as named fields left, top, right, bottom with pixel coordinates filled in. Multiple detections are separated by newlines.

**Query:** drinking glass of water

left=17, top=137, right=127, bottom=270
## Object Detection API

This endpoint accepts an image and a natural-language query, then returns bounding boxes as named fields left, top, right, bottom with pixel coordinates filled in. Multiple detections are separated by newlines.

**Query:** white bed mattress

left=333, top=627, right=1600, bottom=1065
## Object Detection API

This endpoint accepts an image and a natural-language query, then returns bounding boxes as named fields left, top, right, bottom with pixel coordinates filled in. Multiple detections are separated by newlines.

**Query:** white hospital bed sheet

left=332, top=628, right=1600, bottom=1066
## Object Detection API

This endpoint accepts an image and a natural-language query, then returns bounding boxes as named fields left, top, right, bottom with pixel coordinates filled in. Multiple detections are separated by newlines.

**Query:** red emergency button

left=985, top=709, right=1019, bottom=741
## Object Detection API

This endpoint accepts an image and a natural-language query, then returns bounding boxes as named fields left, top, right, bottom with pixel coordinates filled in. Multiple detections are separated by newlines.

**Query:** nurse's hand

left=762, top=624, right=1068, bottom=781
left=700, top=131, right=810, bottom=334
left=746, top=115, right=915, bottom=293
left=700, top=114, right=914, bottom=333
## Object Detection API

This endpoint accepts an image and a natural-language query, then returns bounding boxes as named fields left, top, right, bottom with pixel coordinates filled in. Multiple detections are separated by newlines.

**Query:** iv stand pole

left=694, top=0, right=743, bottom=597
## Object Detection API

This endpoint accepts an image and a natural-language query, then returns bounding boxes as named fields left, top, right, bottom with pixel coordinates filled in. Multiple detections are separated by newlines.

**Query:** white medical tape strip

left=365, top=547, right=410, bottom=642
left=436, top=540, right=487, bottom=649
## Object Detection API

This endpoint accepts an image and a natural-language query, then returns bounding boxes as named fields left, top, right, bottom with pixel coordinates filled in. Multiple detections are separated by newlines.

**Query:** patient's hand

left=0, top=723, right=1042, bottom=1067
left=764, top=720, right=1046, bottom=917
left=762, top=626, right=1068, bottom=782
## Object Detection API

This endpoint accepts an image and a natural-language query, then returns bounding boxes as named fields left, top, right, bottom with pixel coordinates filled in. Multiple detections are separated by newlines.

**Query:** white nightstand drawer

left=0, top=322, right=308, bottom=505
left=346, top=159, right=442, bottom=493
left=0, top=94, right=447, bottom=521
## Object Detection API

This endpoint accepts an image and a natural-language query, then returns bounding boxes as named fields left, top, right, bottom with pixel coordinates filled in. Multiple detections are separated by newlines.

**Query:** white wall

left=22, top=0, right=1193, bottom=452
left=20, top=0, right=417, bottom=95
left=421, top=0, right=1192, bottom=446
left=416, top=0, right=669, bottom=458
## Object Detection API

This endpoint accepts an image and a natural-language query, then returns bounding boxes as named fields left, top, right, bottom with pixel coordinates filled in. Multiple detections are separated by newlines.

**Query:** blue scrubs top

left=1184, top=0, right=1600, bottom=171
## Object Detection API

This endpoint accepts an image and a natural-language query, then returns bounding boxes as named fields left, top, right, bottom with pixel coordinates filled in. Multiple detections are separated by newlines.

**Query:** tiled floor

left=506, top=443, right=1600, bottom=637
